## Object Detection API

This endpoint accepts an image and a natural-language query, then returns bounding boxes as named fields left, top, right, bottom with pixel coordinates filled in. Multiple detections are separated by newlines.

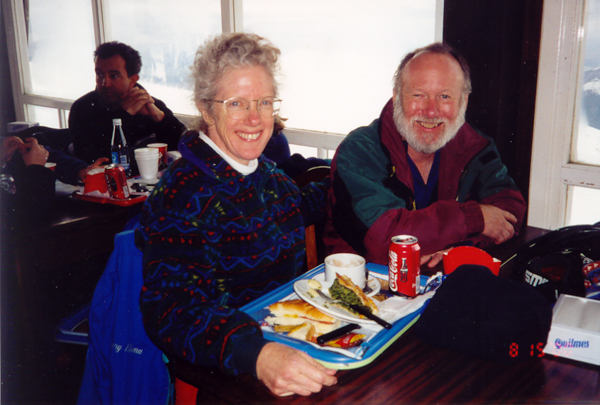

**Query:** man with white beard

left=323, top=43, right=526, bottom=267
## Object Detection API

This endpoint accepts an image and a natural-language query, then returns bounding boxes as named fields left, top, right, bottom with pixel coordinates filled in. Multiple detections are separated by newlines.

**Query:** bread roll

left=265, top=299, right=340, bottom=337
left=268, top=299, right=336, bottom=323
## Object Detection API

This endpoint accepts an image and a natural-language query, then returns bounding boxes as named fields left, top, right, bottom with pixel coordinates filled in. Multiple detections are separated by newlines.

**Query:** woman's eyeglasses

left=207, top=97, right=282, bottom=119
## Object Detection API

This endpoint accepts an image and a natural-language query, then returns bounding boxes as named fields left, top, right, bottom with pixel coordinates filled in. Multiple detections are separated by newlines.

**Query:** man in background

left=69, top=41, right=185, bottom=164
left=324, top=42, right=526, bottom=267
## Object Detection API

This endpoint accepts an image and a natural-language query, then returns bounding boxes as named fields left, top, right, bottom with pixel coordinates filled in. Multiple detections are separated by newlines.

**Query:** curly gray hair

left=190, top=32, right=282, bottom=133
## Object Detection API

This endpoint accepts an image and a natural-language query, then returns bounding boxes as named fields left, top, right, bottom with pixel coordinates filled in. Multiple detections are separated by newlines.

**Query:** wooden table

left=172, top=226, right=600, bottom=404
left=5, top=189, right=143, bottom=359
left=13, top=192, right=142, bottom=270
left=11, top=191, right=143, bottom=303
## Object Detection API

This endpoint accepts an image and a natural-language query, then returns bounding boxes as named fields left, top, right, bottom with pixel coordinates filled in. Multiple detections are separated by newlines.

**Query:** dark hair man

left=324, top=42, right=526, bottom=267
left=69, top=41, right=186, bottom=165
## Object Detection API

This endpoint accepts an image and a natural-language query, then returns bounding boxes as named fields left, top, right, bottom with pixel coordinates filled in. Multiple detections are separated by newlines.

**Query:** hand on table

left=256, top=342, right=337, bottom=397
left=78, top=157, right=110, bottom=183
left=21, top=138, right=49, bottom=167
left=121, top=87, right=165, bottom=122
left=480, top=204, right=517, bottom=244
left=420, top=247, right=452, bottom=268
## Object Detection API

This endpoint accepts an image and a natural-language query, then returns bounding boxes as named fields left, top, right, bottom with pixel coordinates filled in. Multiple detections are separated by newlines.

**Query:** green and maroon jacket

left=324, top=98, right=526, bottom=264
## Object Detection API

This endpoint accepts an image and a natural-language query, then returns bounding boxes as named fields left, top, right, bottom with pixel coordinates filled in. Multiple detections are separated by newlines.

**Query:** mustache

left=98, top=89, right=124, bottom=102
left=410, top=116, right=448, bottom=125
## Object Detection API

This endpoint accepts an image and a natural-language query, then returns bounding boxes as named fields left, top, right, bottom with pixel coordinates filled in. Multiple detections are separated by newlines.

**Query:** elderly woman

left=136, top=33, right=336, bottom=397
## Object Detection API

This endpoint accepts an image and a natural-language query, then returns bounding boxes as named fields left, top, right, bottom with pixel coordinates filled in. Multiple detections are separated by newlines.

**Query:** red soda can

left=389, top=235, right=421, bottom=297
left=104, top=164, right=130, bottom=199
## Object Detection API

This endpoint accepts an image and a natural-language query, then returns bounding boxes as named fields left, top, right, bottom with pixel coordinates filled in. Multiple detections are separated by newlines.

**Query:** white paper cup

left=136, top=154, right=160, bottom=180
left=324, top=253, right=366, bottom=288
left=134, top=147, right=160, bottom=157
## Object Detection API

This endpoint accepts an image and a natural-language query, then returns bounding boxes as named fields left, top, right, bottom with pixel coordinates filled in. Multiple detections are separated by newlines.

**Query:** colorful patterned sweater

left=136, top=131, right=328, bottom=377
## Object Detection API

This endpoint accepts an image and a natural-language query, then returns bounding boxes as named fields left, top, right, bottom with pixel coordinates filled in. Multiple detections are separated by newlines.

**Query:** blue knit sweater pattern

left=137, top=131, right=327, bottom=377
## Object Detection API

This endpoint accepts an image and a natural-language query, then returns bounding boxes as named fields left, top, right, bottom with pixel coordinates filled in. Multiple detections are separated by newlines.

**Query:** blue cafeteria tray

left=241, top=263, right=430, bottom=369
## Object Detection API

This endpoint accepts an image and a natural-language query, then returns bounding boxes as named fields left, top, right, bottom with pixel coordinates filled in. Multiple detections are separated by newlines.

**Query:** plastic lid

left=112, top=118, right=122, bottom=125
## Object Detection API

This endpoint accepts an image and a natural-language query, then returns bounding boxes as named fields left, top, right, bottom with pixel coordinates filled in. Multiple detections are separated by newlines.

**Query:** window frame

left=530, top=0, right=600, bottom=229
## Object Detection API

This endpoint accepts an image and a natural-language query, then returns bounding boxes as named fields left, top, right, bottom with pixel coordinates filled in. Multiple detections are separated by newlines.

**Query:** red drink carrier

left=389, top=235, right=421, bottom=297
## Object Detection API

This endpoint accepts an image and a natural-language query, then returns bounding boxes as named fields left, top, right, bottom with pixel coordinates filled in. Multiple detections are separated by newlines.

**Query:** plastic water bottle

left=110, top=118, right=131, bottom=176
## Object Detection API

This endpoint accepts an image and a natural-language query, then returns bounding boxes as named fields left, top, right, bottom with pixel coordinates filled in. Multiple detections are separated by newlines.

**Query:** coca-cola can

left=104, top=164, right=130, bottom=199
left=389, top=235, right=421, bottom=297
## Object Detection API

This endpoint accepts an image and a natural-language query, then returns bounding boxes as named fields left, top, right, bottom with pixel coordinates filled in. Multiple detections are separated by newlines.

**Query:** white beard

left=393, top=96, right=467, bottom=154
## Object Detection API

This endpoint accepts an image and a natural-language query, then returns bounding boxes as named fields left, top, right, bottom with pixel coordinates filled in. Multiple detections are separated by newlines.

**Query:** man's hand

left=78, top=157, right=110, bottom=183
left=256, top=342, right=337, bottom=397
left=480, top=204, right=517, bottom=244
left=21, top=138, right=49, bottom=167
left=121, top=87, right=165, bottom=122
left=1, top=136, right=24, bottom=164
left=420, top=247, right=452, bottom=268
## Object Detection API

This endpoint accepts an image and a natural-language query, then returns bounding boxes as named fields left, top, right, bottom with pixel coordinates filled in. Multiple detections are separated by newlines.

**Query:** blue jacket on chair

left=77, top=230, right=171, bottom=405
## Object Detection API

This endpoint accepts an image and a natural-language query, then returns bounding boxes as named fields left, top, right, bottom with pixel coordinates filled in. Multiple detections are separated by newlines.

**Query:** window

left=568, top=0, right=600, bottom=226
left=244, top=0, right=437, bottom=136
left=574, top=0, right=600, bottom=167
left=27, top=0, right=95, bottom=100
left=106, top=0, right=222, bottom=116
left=567, top=186, right=600, bottom=225
left=5, top=0, right=440, bottom=157
left=27, top=105, right=61, bottom=129
left=531, top=0, right=600, bottom=229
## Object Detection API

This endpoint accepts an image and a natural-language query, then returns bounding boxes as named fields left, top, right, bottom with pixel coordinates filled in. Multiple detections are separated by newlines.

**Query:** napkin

left=362, top=290, right=435, bottom=332
left=79, top=187, right=111, bottom=198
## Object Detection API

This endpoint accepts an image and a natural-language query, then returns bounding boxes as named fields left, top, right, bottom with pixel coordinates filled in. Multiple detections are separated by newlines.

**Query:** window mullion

left=530, top=0, right=585, bottom=230
left=434, top=0, right=444, bottom=42
left=316, top=147, right=327, bottom=160
left=221, top=0, right=243, bottom=33
left=283, top=128, right=345, bottom=152
left=4, top=0, right=33, bottom=121
left=561, top=163, right=600, bottom=189
left=21, top=94, right=73, bottom=111
left=91, top=0, right=110, bottom=45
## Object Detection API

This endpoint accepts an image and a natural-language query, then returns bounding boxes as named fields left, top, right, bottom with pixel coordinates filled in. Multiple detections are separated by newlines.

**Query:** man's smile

left=417, top=120, right=443, bottom=129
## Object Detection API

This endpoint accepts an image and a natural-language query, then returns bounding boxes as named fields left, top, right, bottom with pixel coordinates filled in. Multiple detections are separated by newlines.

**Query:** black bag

left=414, top=265, right=552, bottom=364
left=509, top=224, right=600, bottom=303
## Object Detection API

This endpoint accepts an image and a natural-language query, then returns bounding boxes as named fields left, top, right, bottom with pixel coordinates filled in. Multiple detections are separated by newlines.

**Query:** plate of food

left=293, top=274, right=382, bottom=325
